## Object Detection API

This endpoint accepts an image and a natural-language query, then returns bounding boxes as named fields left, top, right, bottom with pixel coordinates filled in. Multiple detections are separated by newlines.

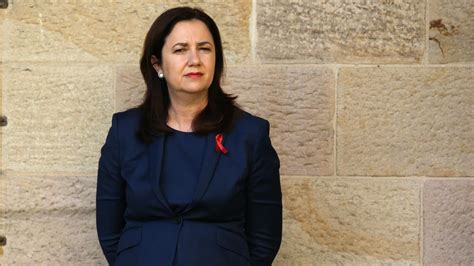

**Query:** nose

left=187, top=48, right=201, bottom=66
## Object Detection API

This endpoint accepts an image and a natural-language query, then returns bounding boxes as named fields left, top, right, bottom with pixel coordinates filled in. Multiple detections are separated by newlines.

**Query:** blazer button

left=174, top=216, right=182, bottom=224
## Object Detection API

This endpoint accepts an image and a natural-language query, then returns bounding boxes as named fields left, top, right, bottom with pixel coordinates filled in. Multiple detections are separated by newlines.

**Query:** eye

left=173, top=48, right=186, bottom=53
left=200, top=47, right=212, bottom=52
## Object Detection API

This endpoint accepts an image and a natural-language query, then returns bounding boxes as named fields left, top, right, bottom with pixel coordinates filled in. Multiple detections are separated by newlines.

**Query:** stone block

left=0, top=175, right=5, bottom=229
left=225, top=65, right=335, bottom=176
left=429, top=0, right=474, bottom=63
left=5, top=173, right=96, bottom=212
left=257, top=0, right=425, bottom=63
left=0, top=17, right=4, bottom=61
left=3, top=64, right=114, bottom=173
left=4, top=0, right=251, bottom=63
left=0, top=64, right=2, bottom=107
left=0, top=211, right=106, bottom=265
left=116, top=65, right=146, bottom=112
left=0, top=64, right=3, bottom=169
left=337, top=67, right=474, bottom=176
left=423, top=179, right=474, bottom=265
left=275, top=176, right=421, bottom=265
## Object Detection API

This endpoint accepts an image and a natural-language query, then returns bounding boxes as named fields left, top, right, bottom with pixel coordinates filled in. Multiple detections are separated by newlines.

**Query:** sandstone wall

left=0, top=0, right=472, bottom=265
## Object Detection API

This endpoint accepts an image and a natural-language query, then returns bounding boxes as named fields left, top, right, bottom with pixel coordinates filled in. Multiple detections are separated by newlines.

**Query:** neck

left=167, top=91, right=208, bottom=132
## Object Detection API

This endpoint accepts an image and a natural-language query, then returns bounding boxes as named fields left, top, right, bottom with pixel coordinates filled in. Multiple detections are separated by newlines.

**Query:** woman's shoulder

left=113, top=108, right=142, bottom=124
left=233, top=109, right=271, bottom=135
left=113, top=107, right=142, bottom=121
left=110, top=107, right=143, bottom=133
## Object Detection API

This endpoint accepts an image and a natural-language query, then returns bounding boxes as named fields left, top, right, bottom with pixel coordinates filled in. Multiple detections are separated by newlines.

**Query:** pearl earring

left=158, top=71, right=164, bottom=79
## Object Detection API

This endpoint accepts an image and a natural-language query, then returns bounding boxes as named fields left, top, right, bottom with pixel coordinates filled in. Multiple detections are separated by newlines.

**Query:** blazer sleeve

left=96, top=114, right=126, bottom=265
left=245, top=120, right=283, bottom=266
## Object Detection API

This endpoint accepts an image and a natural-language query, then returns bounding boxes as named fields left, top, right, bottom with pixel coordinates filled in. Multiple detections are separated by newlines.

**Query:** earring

left=158, top=71, right=164, bottom=79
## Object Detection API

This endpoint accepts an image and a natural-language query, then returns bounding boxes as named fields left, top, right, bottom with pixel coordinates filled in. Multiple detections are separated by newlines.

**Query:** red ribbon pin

left=215, top=133, right=228, bottom=154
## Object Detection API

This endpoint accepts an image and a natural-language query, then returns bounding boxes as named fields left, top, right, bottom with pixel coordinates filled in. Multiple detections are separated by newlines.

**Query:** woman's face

left=156, top=19, right=216, bottom=97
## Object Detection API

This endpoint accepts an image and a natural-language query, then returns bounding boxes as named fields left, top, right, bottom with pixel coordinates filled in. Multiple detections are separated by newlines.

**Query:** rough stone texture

left=0, top=15, right=4, bottom=61
left=257, top=0, right=425, bottom=63
left=429, top=0, right=474, bottom=63
left=0, top=210, right=106, bottom=265
left=0, top=66, right=3, bottom=232
left=225, top=65, right=335, bottom=176
left=274, top=176, right=420, bottom=265
left=3, top=64, right=114, bottom=173
left=0, top=64, right=3, bottom=169
left=0, top=175, right=5, bottom=231
left=338, top=67, right=474, bottom=177
left=3, top=0, right=251, bottom=63
left=423, top=179, right=474, bottom=266
left=116, top=65, right=146, bottom=112
left=0, top=16, right=4, bottom=242
left=0, top=66, right=3, bottom=236
left=4, top=173, right=96, bottom=212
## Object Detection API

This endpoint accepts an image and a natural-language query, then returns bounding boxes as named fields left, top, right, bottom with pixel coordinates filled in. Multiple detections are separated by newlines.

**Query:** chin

left=183, top=87, right=208, bottom=94
left=182, top=83, right=210, bottom=92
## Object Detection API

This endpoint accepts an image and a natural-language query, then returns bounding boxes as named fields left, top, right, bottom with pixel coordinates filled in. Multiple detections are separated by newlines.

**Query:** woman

left=96, top=7, right=282, bottom=266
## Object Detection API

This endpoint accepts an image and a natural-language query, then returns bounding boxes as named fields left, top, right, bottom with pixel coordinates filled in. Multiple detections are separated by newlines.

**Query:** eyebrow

left=172, top=41, right=213, bottom=48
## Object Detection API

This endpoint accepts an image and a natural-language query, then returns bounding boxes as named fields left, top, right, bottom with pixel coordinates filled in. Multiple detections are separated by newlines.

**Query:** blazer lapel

left=148, top=135, right=173, bottom=214
left=186, top=133, right=223, bottom=211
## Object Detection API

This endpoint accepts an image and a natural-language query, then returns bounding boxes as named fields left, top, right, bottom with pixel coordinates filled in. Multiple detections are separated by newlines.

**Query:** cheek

left=208, top=69, right=215, bottom=82
left=207, top=58, right=216, bottom=77
left=162, top=57, right=186, bottom=74
left=164, top=66, right=183, bottom=81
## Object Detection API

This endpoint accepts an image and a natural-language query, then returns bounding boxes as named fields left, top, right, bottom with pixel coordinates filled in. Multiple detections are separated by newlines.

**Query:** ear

left=150, top=55, right=162, bottom=73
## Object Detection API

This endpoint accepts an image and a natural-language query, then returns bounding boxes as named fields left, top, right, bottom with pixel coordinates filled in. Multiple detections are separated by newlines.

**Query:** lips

left=185, top=72, right=203, bottom=78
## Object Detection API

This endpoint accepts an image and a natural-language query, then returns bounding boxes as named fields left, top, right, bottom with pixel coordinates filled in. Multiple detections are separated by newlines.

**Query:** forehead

left=165, top=19, right=214, bottom=45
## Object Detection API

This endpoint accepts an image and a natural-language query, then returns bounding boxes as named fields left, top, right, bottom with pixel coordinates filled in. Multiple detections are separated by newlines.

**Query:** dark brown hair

left=137, top=7, right=240, bottom=143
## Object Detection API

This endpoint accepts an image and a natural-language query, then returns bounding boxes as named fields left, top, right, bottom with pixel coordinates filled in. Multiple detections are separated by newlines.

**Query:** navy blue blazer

left=96, top=108, right=282, bottom=266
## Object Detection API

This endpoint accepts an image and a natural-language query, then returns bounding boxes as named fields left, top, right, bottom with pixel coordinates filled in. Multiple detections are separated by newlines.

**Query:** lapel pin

left=215, top=133, right=228, bottom=154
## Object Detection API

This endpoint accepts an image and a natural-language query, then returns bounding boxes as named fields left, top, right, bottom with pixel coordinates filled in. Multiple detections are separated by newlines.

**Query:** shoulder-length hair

left=137, top=6, right=240, bottom=143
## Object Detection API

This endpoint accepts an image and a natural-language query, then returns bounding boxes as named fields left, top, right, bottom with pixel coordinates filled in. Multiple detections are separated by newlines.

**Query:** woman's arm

left=96, top=114, right=126, bottom=265
left=245, top=120, right=283, bottom=266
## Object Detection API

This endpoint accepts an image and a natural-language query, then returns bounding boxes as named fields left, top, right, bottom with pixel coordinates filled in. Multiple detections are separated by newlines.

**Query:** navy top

left=160, top=130, right=207, bottom=213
